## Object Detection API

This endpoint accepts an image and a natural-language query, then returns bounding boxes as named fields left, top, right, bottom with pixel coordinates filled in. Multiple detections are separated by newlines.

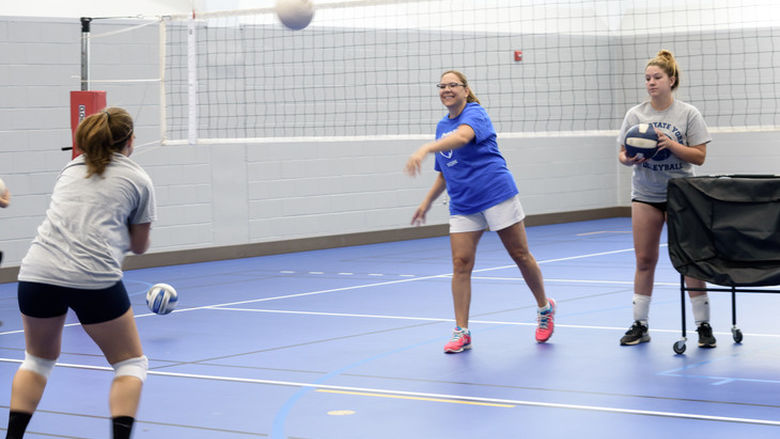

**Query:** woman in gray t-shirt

left=7, top=107, right=156, bottom=439
left=616, top=50, right=716, bottom=349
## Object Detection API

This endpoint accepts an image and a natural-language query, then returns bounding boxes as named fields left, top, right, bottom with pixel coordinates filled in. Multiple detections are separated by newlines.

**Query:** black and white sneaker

left=697, top=322, right=717, bottom=348
left=620, top=321, right=650, bottom=345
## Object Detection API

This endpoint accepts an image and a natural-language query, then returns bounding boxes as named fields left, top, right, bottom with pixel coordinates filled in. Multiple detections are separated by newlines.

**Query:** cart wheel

left=732, top=328, right=743, bottom=344
left=673, top=340, right=686, bottom=354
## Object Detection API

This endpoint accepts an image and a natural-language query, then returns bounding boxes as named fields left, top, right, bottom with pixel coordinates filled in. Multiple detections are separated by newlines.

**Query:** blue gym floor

left=1, top=217, right=779, bottom=438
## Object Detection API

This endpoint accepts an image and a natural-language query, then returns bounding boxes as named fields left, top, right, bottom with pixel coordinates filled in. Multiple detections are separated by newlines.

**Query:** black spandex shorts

left=632, top=199, right=667, bottom=213
left=18, top=281, right=131, bottom=325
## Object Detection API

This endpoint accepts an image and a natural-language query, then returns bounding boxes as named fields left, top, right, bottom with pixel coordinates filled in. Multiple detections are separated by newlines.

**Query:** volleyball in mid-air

left=275, top=0, right=315, bottom=31
left=146, top=283, right=178, bottom=315
left=624, top=123, right=659, bottom=160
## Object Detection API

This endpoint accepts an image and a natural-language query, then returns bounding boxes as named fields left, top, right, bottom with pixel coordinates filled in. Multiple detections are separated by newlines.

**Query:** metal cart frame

left=667, top=175, right=780, bottom=354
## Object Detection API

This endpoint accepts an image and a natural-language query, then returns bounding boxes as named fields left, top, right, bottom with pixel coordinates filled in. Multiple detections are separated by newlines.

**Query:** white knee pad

left=19, top=352, right=57, bottom=379
left=112, top=355, right=149, bottom=382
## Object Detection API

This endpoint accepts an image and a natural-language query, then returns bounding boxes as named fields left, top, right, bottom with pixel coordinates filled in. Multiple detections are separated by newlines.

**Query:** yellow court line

left=316, top=389, right=515, bottom=408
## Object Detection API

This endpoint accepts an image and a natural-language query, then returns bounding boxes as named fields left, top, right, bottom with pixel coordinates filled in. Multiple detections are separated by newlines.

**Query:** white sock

left=691, top=295, right=710, bottom=325
left=538, top=302, right=551, bottom=313
left=633, top=294, right=651, bottom=324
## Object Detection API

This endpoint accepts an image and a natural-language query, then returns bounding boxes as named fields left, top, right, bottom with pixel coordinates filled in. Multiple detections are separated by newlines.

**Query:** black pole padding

left=81, top=17, right=92, bottom=33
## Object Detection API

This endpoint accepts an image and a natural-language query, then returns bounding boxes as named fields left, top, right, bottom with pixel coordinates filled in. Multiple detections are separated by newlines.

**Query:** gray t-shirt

left=19, top=153, right=156, bottom=289
left=617, top=100, right=711, bottom=202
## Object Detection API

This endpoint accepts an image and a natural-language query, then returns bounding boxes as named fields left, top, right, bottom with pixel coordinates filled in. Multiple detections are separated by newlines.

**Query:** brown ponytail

left=74, top=107, right=134, bottom=177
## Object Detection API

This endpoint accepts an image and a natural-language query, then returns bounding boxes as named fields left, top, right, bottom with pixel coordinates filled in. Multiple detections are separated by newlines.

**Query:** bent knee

left=19, top=352, right=57, bottom=379
left=452, top=256, right=475, bottom=274
left=508, top=248, right=534, bottom=265
left=112, top=355, right=149, bottom=382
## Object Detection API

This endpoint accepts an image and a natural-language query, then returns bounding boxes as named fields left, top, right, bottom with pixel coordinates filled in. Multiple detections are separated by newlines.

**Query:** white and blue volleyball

left=146, top=283, right=178, bottom=315
left=624, top=123, right=659, bottom=160
left=275, top=0, right=314, bottom=30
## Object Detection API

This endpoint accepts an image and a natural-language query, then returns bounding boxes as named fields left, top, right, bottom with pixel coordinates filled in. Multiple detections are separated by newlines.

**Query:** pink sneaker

left=443, top=327, right=471, bottom=353
left=535, top=298, right=556, bottom=343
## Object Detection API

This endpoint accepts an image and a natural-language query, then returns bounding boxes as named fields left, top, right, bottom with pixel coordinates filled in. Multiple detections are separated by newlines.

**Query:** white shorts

left=449, top=195, right=526, bottom=233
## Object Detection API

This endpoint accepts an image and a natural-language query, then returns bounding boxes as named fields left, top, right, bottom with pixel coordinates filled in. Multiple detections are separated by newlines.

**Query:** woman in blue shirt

left=406, top=70, right=556, bottom=353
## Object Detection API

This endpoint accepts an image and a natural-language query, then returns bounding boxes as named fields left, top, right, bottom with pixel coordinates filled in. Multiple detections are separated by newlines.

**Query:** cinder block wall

left=1, top=16, right=777, bottom=282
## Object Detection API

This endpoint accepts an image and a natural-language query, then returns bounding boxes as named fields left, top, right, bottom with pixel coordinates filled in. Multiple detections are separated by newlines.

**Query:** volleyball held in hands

left=624, top=123, right=660, bottom=160
left=146, top=283, right=178, bottom=315
left=275, top=0, right=315, bottom=30
left=0, top=177, right=6, bottom=195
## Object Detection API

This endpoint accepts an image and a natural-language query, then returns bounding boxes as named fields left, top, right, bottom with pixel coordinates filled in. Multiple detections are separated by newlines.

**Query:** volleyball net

left=149, top=0, right=780, bottom=143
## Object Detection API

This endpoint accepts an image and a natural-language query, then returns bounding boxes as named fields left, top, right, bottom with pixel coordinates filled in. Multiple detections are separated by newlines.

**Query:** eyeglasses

left=436, top=82, right=465, bottom=90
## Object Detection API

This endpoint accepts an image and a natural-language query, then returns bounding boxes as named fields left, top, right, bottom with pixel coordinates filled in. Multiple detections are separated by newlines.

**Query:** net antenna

left=187, top=9, right=198, bottom=145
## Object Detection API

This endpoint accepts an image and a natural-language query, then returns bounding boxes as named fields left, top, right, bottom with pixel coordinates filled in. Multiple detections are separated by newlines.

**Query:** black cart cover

left=667, top=175, right=780, bottom=286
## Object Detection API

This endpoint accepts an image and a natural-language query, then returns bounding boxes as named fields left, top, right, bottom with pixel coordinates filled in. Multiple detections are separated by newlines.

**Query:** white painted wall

left=1, top=15, right=778, bottom=271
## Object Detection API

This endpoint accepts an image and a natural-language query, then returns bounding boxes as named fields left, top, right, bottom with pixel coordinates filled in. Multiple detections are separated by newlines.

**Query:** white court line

left=471, top=247, right=638, bottom=274
left=471, top=276, right=678, bottom=286
left=0, top=275, right=453, bottom=337
left=0, top=358, right=776, bottom=427
left=0, top=275, right=452, bottom=336
left=0, top=246, right=642, bottom=337
left=4, top=304, right=777, bottom=338
left=474, top=277, right=780, bottom=290
left=184, top=247, right=640, bottom=313
left=200, top=307, right=780, bottom=338
left=0, top=321, right=84, bottom=336
left=577, top=230, right=632, bottom=236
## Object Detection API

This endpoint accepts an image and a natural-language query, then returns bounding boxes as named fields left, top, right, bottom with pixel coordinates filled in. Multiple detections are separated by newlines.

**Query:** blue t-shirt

left=433, top=102, right=518, bottom=215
